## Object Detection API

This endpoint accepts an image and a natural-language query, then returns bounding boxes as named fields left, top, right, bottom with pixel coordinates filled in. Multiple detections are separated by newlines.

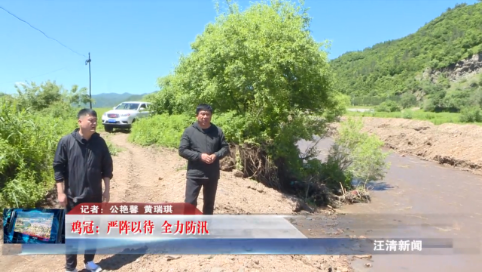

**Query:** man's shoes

left=65, top=269, right=78, bottom=272
left=85, top=261, right=102, bottom=272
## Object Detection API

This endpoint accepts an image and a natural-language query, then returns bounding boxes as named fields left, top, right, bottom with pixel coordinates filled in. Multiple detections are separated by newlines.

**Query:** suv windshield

left=115, top=103, right=139, bottom=110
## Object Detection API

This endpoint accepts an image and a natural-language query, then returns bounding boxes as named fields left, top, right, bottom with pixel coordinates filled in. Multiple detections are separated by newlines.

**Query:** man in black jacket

left=53, top=108, right=113, bottom=272
left=179, top=104, right=230, bottom=215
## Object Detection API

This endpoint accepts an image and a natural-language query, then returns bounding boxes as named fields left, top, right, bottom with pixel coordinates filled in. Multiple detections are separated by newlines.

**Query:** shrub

left=375, top=101, right=401, bottom=112
left=422, top=98, right=437, bottom=112
left=331, top=117, right=390, bottom=189
left=0, top=98, right=77, bottom=208
left=399, top=93, right=418, bottom=109
left=401, top=109, right=413, bottom=119
left=129, top=114, right=193, bottom=148
left=459, top=106, right=482, bottom=122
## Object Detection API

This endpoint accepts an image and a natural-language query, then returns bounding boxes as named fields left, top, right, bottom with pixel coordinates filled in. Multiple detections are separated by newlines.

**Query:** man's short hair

left=196, top=104, right=213, bottom=115
left=77, top=108, right=97, bottom=119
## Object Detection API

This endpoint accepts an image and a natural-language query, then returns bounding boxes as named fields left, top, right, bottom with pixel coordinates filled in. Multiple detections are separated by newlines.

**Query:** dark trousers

left=185, top=177, right=219, bottom=215
left=65, top=197, right=101, bottom=271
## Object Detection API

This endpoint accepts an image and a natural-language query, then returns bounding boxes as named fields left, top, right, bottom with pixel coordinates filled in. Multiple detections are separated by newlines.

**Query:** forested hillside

left=330, top=2, right=482, bottom=107
left=89, top=92, right=150, bottom=107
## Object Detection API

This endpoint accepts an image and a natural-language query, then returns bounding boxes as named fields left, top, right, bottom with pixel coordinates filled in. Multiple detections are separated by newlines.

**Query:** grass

left=94, top=107, right=113, bottom=117
left=344, top=109, right=482, bottom=126
left=106, top=140, right=123, bottom=156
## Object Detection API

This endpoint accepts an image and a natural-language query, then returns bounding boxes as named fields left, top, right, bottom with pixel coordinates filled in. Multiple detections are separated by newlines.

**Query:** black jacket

left=53, top=129, right=113, bottom=202
left=179, top=122, right=230, bottom=180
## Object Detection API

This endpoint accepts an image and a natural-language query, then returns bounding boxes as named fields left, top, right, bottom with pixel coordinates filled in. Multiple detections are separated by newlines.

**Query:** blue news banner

left=2, top=207, right=462, bottom=255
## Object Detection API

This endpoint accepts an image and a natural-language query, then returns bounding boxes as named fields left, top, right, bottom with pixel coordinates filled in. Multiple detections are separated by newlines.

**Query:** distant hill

left=88, top=92, right=153, bottom=108
left=330, top=2, right=482, bottom=100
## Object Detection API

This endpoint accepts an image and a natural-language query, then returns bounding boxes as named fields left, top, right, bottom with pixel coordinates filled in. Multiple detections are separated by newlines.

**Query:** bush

left=423, top=98, right=437, bottom=112
left=0, top=98, right=77, bottom=208
left=129, top=114, right=193, bottom=148
left=399, top=93, right=418, bottom=109
left=331, top=117, right=390, bottom=188
left=401, top=109, right=413, bottom=119
left=375, top=100, right=401, bottom=112
left=290, top=116, right=390, bottom=205
left=459, top=106, right=482, bottom=122
left=0, top=80, right=112, bottom=208
left=469, top=88, right=482, bottom=108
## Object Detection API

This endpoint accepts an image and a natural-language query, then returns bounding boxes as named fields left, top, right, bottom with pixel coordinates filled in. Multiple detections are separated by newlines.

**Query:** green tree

left=149, top=0, right=342, bottom=189
left=15, top=80, right=91, bottom=112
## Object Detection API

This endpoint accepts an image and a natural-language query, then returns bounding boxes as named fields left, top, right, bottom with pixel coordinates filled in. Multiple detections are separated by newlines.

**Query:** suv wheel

left=104, top=125, right=114, bottom=133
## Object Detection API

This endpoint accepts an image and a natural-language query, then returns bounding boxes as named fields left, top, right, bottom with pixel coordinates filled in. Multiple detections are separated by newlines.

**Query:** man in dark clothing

left=179, top=104, right=230, bottom=215
left=53, top=108, right=113, bottom=272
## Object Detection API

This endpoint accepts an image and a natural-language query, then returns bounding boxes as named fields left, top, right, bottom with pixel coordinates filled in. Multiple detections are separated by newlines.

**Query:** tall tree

left=14, top=80, right=91, bottom=111
left=150, top=0, right=345, bottom=187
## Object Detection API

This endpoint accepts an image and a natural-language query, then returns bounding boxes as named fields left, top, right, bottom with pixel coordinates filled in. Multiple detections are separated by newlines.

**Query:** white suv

left=101, top=101, right=152, bottom=132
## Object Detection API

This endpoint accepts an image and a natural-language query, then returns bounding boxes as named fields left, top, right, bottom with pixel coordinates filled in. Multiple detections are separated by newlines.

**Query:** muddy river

left=296, top=137, right=482, bottom=272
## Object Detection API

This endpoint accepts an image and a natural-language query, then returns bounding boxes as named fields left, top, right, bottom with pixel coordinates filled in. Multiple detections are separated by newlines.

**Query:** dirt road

left=0, top=132, right=352, bottom=272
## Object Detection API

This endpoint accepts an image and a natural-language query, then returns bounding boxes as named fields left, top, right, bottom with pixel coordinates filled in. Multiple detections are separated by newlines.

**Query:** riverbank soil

left=331, top=116, right=482, bottom=175
left=0, top=132, right=353, bottom=272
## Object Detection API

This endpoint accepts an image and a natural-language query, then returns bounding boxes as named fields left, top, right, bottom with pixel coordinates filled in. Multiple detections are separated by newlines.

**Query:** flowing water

left=296, top=137, right=482, bottom=271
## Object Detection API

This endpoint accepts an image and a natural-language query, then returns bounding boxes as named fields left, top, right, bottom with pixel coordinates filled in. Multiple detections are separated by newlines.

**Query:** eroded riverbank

left=296, top=117, right=482, bottom=271
left=329, top=117, right=482, bottom=176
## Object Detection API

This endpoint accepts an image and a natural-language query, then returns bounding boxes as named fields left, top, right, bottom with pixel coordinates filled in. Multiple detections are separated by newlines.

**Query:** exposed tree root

left=219, top=142, right=371, bottom=209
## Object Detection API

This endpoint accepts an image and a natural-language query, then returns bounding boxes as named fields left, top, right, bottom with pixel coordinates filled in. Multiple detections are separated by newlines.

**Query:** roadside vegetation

left=130, top=0, right=390, bottom=208
left=0, top=81, right=120, bottom=208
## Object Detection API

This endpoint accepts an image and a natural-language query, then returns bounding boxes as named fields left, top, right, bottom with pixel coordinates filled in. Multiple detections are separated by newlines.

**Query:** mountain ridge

left=330, top=2, right=482, bottom=101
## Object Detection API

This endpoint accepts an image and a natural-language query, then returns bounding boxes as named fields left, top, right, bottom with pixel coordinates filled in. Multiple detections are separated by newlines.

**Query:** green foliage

left=345, top=108, right=481, bottom=125
left=331, top=2, right=482, bottom=97
left=0, top=98, right=77, bottom=208
left=299, top=117, right=390, bottom=194
left=210, top=111, right=249, bottom=144
left=401, top=109, right=414, bottom=119
left=318, top=144, right=354, bottom=190
left=1, top=81, right=119, bottom=208
left=106, top=140, right=122, bottom=156
left=333, top=117, right=390, bottom=188
left=323, top=93, right=350, bottom=121
left=399, top=92, right=418, bottom=108
left=144, top=0, right=342, bottom=190
left=129, top=114, right=193, bottom=148
left=350, top=95, right=400, bottom=106
left=15, top=80, right=91, bottom=111
left=469, top=88, right=482, bottom=108
left=459, top=106, right=482, bottom=122
left=403, top=77, right=482, bottom=113
left=422, top=97, right=437, bottom=112
left=375, top=100, right=401, bottom=112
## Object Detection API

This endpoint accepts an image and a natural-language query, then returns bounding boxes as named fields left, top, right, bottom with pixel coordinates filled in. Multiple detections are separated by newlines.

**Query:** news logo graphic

left=373, top=239, right=423, bottom=252
left=3, top=208, right=65, bottom=244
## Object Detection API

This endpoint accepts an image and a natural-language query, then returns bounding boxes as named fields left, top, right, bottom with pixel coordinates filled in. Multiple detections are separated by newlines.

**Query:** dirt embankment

left=331, top=117, right=482, bottom=175
left=0, top=132, right=352, bottom=272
